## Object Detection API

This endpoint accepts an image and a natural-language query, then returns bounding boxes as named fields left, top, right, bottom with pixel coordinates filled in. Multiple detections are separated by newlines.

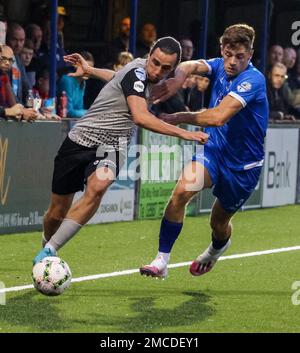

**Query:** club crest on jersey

left=134, top=68, right=147, bottom=81
left=237, top=82, right=252, bottom=92
left=134, top=81, right=145, bottom=93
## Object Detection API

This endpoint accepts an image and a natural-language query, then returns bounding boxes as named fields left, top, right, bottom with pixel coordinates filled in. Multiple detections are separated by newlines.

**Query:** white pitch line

left=1, top=245, right=300, bottom=294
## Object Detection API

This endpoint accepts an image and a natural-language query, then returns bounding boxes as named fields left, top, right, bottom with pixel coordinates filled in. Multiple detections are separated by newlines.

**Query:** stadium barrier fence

left=0, top=121, right=299, bottom=234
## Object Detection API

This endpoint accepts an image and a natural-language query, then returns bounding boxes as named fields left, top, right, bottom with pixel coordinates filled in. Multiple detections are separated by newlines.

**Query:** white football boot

left=189, top=239, right=231, bottom=276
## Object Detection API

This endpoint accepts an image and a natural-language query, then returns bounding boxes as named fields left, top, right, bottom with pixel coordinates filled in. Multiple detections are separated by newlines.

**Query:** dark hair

left=80, top=50, right=94, bottom=64
left=6, top=22, right=25, bottom=40
left=149, top=36, right=182, bottom=67
left=220, top=24, right=255, bottom=51
left=23, top=39, right=34, bottom=50
left=36, top=67, right=49, bottom=81
left=25, top=23, right=42, bottom=38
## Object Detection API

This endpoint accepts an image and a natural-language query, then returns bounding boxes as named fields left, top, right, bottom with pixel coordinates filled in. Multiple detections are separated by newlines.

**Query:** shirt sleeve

left=228, top=73, right=263, bottom=108
left=120, top=68, right=147, bottom=98
left=200, top=58, right=222, bottom=77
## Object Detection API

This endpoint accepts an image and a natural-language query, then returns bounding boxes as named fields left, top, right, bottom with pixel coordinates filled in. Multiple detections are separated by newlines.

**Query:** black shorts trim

left=52, top=137, right=122, bottom=195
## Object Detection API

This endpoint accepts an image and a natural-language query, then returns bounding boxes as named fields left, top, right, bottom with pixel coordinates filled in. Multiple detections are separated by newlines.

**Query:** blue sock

left=211, top=233, right=230, bottom=250
left=159, top=217, right=183, bottom=253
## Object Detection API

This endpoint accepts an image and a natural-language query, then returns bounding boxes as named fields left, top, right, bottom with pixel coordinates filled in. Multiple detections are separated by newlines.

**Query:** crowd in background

left=0, top=6, right=300, bottom=123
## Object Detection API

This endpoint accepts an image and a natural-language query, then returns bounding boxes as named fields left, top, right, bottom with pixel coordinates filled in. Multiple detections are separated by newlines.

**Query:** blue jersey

left=203, top=57, right=269, bottom=171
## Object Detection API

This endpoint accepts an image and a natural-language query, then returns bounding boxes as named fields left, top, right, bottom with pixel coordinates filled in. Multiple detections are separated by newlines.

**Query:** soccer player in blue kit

left=140, top=24, right=269, bottom=278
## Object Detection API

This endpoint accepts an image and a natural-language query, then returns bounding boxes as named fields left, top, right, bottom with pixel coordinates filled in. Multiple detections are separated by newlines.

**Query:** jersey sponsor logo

left=133, top=81, right=145, bottom=93
left=237, top=82, right=252, bottom=93
left=134, top=68, right=147, bottom=81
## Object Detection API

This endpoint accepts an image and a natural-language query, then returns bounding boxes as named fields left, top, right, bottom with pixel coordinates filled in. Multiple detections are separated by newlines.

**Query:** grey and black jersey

left=68, top=58, right=152, bottom=151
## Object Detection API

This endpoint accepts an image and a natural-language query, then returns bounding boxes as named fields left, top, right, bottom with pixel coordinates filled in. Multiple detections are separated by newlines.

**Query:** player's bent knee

left=86, top=180, right=110, bottom=200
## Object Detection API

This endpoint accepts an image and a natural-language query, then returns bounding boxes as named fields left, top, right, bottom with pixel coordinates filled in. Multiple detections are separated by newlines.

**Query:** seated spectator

left=25, top=23, right=43, bottom=74
left=108, top=17, right=130, bottom=64
left=287, top=52, right=300, bottom=116
left=38, top=18, right=68, bottom=77
left=112, top=51, right=134, bottom=71
left=0, top=45, right=16, bottom=107
left=20, top=39, right=35, bottom=87
left=57, top=51, right=94, bottom=118
left=6, top=22, right=31, bottom=103
left=267, top=44, right=284, bottom=72
left=0, top=45, right=14, bottom=74
left=283, top=47, right=297, bottom=72
left=179, top=37, right=194, bottom=62
left=267, top=62, right=295, bottom=121
left=33, top=67, right=49, bottom=100
left=0, top=69, right=16, bottom=108
left=57, top=6, right=67, bottom=49
left=25, top=24, right=43, bottom=57
left=136, top=23, right=157, bottom=58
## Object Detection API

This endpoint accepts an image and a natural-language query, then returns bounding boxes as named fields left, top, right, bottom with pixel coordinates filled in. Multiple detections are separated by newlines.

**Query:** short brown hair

left=23, top=39, right=34, bottom=50
left=220, top=24, right=255, bottom=51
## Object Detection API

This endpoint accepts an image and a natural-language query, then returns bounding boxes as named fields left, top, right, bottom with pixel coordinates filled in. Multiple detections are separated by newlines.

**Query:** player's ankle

left=156, top=251, right=170, bottom=264
left=211, top=233, right=231, bottom=250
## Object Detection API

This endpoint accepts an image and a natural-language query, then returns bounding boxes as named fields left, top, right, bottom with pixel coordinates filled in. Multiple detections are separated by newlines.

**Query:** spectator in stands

left=136, top=23, right=157, bottom=58
left=57, top=51, right=94, bottom=118
left=0, top=45, right=16, bottom=107
left=287, top=52, right=300, bottom=116
left=33, top=68, right=50, bottom=101
left=268, top=44, right=284, bottom=68
left=25, top=24, right=43, bottom=57
left=25, top=23, right=43, bottom=74
left=267, top=62, right=295, bottom=121
left=0, top=45, right=14, bottom=74
left=283, top=47, right=297, bottom=72
left=38, top=18, right=68, bottom=77
left=109, top=17, right=130, bottom=63
left=20, top=39, right=35, bottom=87
left=57, top=6, right=67, bottom=49
left=179, top=37, right=194, bottom=62
left=112, top=51, right=134, bottom=71
left=6, top=22, right=31, bottom=103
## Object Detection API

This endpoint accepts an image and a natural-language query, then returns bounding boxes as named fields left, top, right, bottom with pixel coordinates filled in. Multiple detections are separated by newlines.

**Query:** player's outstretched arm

left=160, top=95, right=244, bottom=127
left=151, top=60, right=209, bottom=103
left=64, top=53, right=115, bottom=82
left=127, top=95, right=208, bottom=144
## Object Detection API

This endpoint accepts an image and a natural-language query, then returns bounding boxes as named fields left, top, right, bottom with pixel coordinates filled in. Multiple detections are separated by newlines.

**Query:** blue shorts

left=192, top=142, right=262, bottom=213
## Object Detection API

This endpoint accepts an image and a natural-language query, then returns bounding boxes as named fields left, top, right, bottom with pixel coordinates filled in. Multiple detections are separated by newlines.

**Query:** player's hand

left=64, top=53, right=90, bottom=78
left=183, top=130, right=209, bottom=144
left=151, top=78, right=182, bottom=104
left=159, top=113, right=181, bottom=125
left=21, top=108, right=38, bottom=122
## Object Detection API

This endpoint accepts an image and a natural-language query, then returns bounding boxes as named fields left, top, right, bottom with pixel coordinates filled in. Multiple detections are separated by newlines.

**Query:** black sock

left=211, top=233, right=230, bottom=250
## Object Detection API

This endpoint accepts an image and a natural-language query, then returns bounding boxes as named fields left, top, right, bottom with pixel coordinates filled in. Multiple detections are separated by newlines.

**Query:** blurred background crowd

left=0, top=0, right=299, bottom=123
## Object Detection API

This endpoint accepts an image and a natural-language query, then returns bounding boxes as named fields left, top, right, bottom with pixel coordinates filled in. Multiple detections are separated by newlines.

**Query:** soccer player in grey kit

left=33, top=37, right=208, bottom=264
